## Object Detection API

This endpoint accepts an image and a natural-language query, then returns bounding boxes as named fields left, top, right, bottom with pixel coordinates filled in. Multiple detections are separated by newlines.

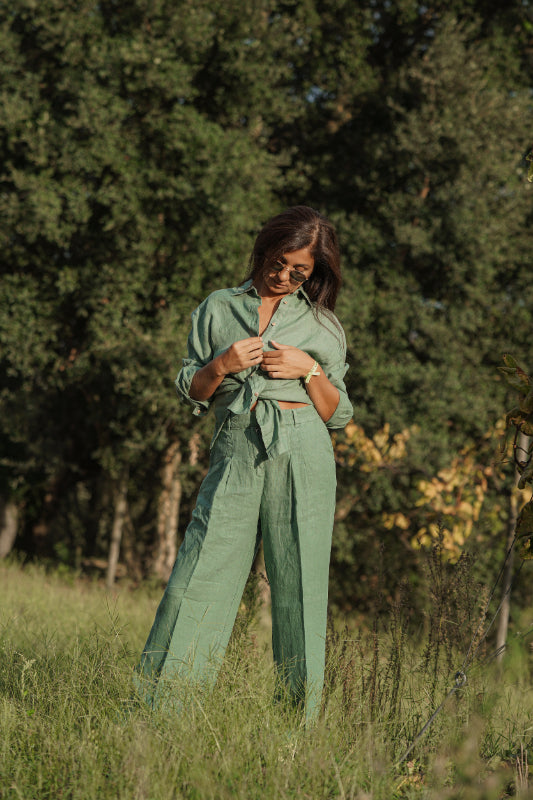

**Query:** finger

left=235, top=338, right=262, bottom=353
left=261, top=365, right=284, bottom=376
left=245, top=350, right=263, bottom=361
left=270, top=340, right=290, bottom=350
left=236, top=343, right=263, bottom=358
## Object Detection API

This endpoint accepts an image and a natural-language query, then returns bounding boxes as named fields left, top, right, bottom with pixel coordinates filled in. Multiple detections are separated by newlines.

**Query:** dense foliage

left=0, top=0, right=532, bottom=610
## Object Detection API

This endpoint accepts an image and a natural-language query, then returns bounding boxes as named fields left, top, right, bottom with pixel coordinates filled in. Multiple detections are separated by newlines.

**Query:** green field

left=1, top=561, right=532, bottom=799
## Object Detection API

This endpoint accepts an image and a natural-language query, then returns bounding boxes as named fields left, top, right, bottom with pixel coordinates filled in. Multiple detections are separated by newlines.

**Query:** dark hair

left=246, top=206, right=342, bottom=311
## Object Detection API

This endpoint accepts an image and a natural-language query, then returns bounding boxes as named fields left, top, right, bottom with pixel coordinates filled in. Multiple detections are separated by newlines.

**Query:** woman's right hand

left=215, top=337, right=264, bottom=375
left=190, top=337, right=263, bottom=401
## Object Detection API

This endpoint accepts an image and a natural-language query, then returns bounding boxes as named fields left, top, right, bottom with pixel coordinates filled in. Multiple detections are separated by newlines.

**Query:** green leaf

left=516, top=499, right=533, bottom=537
left=519, top=420, right=533, bottom=437
left=518, top=462, right=533, bottom=490
left=519, top=391, right=533, bottom=415
left=502, top=353, right=520, bottom=369
left=519, top=538, right=533, bottom=560
left=499, top=371, right=530, bottom=394
left=505, top=406, right=523, bottom=426
left=527, top=150, right=533, bottom=183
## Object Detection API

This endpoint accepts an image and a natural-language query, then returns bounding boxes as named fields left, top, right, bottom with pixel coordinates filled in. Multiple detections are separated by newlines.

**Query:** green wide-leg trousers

left=136, top=405, right=336, bottom=722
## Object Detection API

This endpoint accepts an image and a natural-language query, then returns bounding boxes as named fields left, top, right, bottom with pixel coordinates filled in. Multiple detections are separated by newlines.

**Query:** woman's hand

left=190, top=337, right=264, bottom=402
left=216, top=337, right=264, bottom=375
left=260, top=341, right=315, bottom=379
left=260, top=340, right=340, bottom=422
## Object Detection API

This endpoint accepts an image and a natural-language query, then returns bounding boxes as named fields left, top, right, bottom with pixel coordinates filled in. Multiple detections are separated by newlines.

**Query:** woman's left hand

left=260, top=341, right=315, bottom=379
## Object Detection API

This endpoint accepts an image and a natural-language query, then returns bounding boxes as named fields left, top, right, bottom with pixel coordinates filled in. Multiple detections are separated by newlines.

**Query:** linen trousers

left=136, top=404, right=336, bottom=722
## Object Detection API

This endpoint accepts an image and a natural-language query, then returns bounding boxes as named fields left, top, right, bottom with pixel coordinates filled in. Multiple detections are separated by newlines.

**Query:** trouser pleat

left=136, top=407, right=336, bottom=720
left=136, top=454, right=261, bottom=704
left=261, top=419, right=336, bottom=722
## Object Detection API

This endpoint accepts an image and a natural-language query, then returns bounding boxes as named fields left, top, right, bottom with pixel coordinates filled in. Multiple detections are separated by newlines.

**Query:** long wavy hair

left=245, top=206, right=342, bottom=312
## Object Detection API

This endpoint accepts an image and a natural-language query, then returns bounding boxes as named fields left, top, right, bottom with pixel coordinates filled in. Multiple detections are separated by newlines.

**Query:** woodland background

left=0, top=0, right=532, bottom=616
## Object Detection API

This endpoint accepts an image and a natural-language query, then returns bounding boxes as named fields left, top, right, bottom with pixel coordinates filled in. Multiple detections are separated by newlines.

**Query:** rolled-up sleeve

left=320, top=326, right=353, bottom=430
left=175, top=301, right=213, bottom=417
left=324, top=359, right=353, bottom=429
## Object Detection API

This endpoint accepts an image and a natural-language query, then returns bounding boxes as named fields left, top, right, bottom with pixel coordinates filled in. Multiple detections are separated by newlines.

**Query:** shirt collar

left=232, top=278, right=313, bottom=306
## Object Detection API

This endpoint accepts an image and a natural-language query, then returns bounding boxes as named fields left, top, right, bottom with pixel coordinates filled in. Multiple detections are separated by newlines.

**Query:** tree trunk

left=0, top=498, right=19, bottom=558
left=121, top=507, right=143, bottom=583
left=153, top=442, right=182, bottom=581
left=496, top=489, right=518, bottom=663
left=496, top=432, right=529, bottom=663
left=189, top=432, right=200, bottom=466
left=106, top=467, right=129, bottom=590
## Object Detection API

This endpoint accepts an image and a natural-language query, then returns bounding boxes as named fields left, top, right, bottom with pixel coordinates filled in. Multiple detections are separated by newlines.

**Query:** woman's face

left=256, top=246, right=315, bottom=298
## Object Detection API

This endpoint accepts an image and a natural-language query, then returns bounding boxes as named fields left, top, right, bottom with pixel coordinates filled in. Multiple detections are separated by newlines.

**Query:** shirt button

left=282, top=300, right=288, bottom=304
left=254, top=392, right=259, bottom=397
left=271, top=321, right=276, bottom=326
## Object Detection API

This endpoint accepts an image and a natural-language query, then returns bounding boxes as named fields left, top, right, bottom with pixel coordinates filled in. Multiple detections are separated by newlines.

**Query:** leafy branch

left=499, top=354, right=533, bottom=559
left=527, top=149, right=533, bottom=183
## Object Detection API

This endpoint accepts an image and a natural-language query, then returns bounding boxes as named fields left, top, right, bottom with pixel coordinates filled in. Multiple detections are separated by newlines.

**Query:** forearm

left=189, top=356, right=227, bottom=401
left=260, top=342, right=341, bottom=422
left=189, top=336, right=264, bottom=401
left=304, top=365, right=340, bottom=423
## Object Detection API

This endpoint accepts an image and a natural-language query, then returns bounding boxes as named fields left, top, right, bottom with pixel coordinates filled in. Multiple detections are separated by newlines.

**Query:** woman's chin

left=269, top=281, right=291, bottom=294
left=255, top=277, right=293, bottom=298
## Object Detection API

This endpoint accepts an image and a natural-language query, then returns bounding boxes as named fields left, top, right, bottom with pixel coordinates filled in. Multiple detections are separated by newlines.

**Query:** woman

left=136, top=206, right=352, bottom=722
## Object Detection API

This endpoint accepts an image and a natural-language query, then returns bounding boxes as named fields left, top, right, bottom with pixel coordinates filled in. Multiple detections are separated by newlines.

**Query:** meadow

left=1, top=557, right=532, bottom=800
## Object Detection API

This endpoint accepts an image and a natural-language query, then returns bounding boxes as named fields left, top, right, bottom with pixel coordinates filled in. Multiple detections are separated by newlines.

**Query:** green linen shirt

left=175, top=279, right=353, bottom=458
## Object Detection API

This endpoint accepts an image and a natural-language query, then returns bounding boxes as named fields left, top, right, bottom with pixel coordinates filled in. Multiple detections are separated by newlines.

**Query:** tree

left=0, top=0, right=281, bottom=571
left=259, top=3, right=533, bottom=605
left=1, top=1, right=532, bottom=615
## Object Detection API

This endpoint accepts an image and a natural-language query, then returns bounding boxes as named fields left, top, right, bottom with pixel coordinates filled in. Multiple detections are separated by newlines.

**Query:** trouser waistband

left=224, top=403, right=319, bottom=429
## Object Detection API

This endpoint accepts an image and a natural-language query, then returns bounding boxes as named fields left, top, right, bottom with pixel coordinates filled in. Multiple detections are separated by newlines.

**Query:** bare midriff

left=250, top=400, right=309, bottom=411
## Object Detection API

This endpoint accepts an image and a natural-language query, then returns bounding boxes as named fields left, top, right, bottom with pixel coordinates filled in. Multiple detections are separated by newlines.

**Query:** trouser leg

left=261, top=409, right=336, bottom=723
left=136, top=421, right=264, bottom=705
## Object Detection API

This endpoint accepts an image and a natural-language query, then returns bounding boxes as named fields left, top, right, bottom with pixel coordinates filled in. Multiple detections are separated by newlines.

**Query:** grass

left=0, top=559, right=532, bottom=799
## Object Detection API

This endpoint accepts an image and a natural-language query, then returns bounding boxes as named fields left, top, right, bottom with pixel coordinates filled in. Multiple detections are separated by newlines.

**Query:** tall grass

left=1, top=557, right=532, bottom=799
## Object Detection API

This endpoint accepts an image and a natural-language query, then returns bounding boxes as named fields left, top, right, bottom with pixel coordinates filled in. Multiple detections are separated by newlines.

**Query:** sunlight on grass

left=0, top=560, right=532, bottom=799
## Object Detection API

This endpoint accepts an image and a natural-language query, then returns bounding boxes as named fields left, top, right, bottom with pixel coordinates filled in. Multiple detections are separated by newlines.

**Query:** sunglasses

left=269, top=260, right=308, bottom=284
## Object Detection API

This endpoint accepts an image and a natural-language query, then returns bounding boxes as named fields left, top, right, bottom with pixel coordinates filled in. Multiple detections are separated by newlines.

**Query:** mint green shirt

left=175, top=279, right=353, bottom=458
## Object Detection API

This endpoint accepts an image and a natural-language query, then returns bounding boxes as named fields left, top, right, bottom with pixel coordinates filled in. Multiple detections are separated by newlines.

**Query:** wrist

left=301, top=354, right=316, bottom=377
left=212, top=353, right=229, bottom=378
left=304, top=360, right=321, bottom=384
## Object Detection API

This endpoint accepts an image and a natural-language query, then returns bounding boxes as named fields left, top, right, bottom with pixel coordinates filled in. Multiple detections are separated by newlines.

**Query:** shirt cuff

left=175, top=362, right=211, bottom=416
left=325, top=391, right=353, bottom=430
